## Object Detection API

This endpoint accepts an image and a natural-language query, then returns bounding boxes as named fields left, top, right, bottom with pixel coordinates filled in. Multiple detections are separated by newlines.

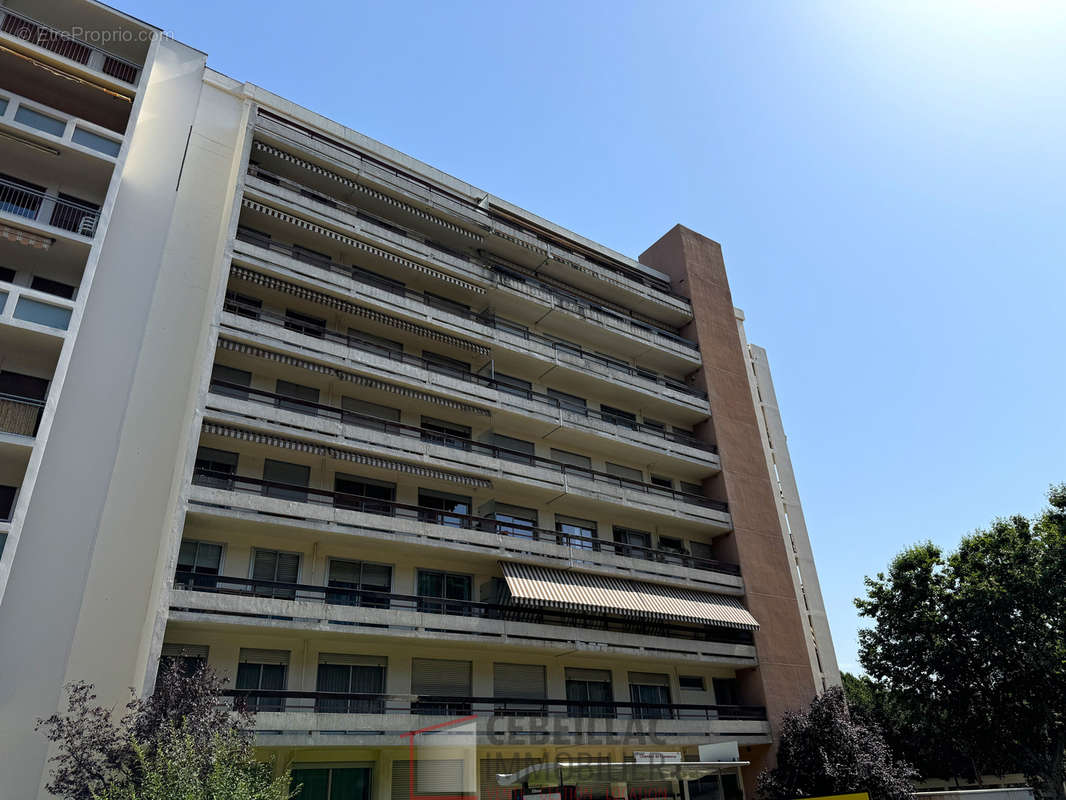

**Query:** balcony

left=0, top=177, right=99, bottom=239
left=238, top=174, right=698, bottom=368
left=170, top=572, right=755, bottom=664
left=0, top=88, right=123, bottom=160
left=0, top=393, right=43, bottom=439
left=0, top=8, right=141, bottom=86
left=252, top=115, right=695, bottom=326
left=191, top=462, right=735, bottom=576
left=220, top=296, right=710, bottom=417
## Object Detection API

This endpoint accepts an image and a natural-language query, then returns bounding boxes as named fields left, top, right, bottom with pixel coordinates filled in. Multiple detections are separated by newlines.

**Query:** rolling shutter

left=392, top=760, right=468, bottom=800
left=318, top=653, right=386, bottom=667
left=239, top=648, right=290, bottom=665
left=493, top=663, right=546, bottom=699
left=411, top=658, right=471, bottom=696
left=161, top=643, right=208, bottom=659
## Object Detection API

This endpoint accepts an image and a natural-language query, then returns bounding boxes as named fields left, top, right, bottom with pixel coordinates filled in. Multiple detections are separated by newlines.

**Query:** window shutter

left=161, top=643, right=208, bottom=659
left=252, top=550, right=278, bottom=581
left=329, top=559, right=360, bottom=585
left=629, top=672, right=670, bottom=686
left=240, top=648, right=290, bottom=665
left=276, top=552, right=300, bottom=583
left=565, top=667, right=612, bottom=683
left=411, top=658, right=471, bottom=696
left=493, top=663, right=546, bottom=699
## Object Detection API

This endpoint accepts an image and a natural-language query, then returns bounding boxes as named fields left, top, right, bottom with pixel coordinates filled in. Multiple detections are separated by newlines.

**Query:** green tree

left=94, top=724, right=292, bottom=800
left=756, top=686, right=916, bottom=800
left=856, top=484, right=1066, bottom=800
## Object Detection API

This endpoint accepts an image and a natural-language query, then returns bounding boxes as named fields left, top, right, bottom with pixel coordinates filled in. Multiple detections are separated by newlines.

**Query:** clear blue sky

left=124, top=0, right=1065, bottom=674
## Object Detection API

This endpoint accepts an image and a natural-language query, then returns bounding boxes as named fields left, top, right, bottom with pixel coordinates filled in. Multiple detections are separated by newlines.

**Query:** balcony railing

left=0, top=179, right=99, bottom=236
left=174, top=571, right=750, bottom=643
left=221, top=688, right=766, bottom=721
left=0, top=9, right=140, bottom=84
left=222, top=295, right=709, bottom=407
left=190, top=468, right=736, bottom=573
left=208, top=380, right=726, bottom=514
left=0, top=393, right=44, bottom=437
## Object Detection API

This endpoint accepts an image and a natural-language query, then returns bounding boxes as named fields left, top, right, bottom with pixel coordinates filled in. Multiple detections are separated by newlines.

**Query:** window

left=292, top=242, right=333, bottom=265
left=547, top=388, right=586, bottom=413
left=494, top=372, right=531, bottom=399
left=251, top=548, right=300, bottom=600
left=420, top=416, right=471, bottom=449
left=493, top=316, right=528, bottom=338
left=605, top=462, right=644, bottom=484
left=679, top=675, right=706, bottom=692
left=565, top=668, right=614, bottom=719
left=491, top=503, right=538, bottom=539
left=14, top=105, right=65, bottom=136
left=418, top=489, right=471, bottom=528
left=316, top=654, right=386, bottom=713
left=30, top=276, right=75, bottom=299
left=0, top=267, right=15, bottom=283
left=681, top=481, right=704, bottom=496
left=236, top=649, right=289, bottom=712
left=493, top=663, right=546, bottom=713
left=284, top=309, right=326, bottom=338
left=71, top=126, right=120, bottom=157
left=712, top=678, right=740, bottom=706
left=555, top=515, right=597, bottom=550
left=348, top=328, right=403, bottom=356
left=0, top=484, right=16, bottom=521
left=600, top=405, right=637, bottom=429
left=492, top=433, right=535, bottom=464
left=291, top=767, right=372, bottom=800
left=417, top=569, right=472, bottom=615
left=551, top=337, right=582, bottom=358
left=411, top=658, right=472, bottom=715
left=175, top=540, right=222, bottom=588
left=658, top=536, right=687, bottom=562
left=236, top=226, right=271, bottom=248
left=422, top=350, right=470, bottom=377
left=262, top=459, right=310, bottom=502
left=351, top=263, right=404, bottom=295
left=224, top=291, right=261, bottom=319
left=327, top=559, right=392, bottom=608
left=341, top=397, right=400, bottom=430
left=613, top=526, right=653, bottom=559
left=193, top=447, right=238, bottom=488
left=13, top=297, right=71, bottom=330
left=298, top=188, right=336, bottom=209
left=643, top=417, right=666, bottom=432
left=595, top=352, right=630, bottom=372
left=210, top=364, right=252, bottom=399
left=275, top=379, right=320, bottom=415
left=550, top=448, right=592, bottom=471
left=159, top=643, right=208, bottom=677
left=629, top=672, right=672, bottom=719
left=424, top=291, right=469, bottom=316
left=333, top=474, right=395, bottom=515
left=650, top=475, right=673, bottom=489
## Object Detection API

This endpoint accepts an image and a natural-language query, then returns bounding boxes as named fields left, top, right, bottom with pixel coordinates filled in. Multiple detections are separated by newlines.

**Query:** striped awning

left=251, top=140, right=482, bottom=241
left=215, top=337, right=490, bottom=416
left=499, top=562, right=759, bottom=630
left=202, top=422, right=490, bottom=488
left=240, top=198, right=483, bottom=293
left=0, top=222, right=52, bottom=249
left=228, top=264, right=488, bottom=355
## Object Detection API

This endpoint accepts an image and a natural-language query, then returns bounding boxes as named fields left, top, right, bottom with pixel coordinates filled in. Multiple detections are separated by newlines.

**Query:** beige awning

left=0, top=222, right=52, bottom=249
left=499, top=562, right=758, bottom=630
left=497, top=761, right=749, bottom=788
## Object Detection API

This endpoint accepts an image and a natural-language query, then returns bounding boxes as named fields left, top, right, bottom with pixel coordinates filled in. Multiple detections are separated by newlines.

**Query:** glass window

left=224, top=291, right=261, bottom=319
left=327, top=559, right=392, bottom=608
left=333, top=474, right=395, bottom=515
left=565, top=668, right=614, bottom=718
left=14, top=106, right=66, bottom=136
left=493, top=316, right=529, bottom=338
left=417, top=569, right=472, bottom=615
left=275, top=379, right=320, bottom=415
left=0, top=267, right=15, bottom=283
left=71, top=126, right=121, bottom=156
left=600, top=405, right=637, bottom=429
left=348, top=328, right=403, bottom=356
left=292, top=243, right=333, bottom=265
left=236, top=650, right=288, bottom=712
left=491, top=503, right=538, bottom=539
left=262, top=459, right=310, bottom=501
left=551, top=448, right=591, bottom=471
left=422, top=350, right=470, bottom=377
left=613, top=526, right=653, bottom=559
left=420, top=416, right=471, bottom=449
left=291, top=766, right=372, bottom=800
left=175, top=540, right=222, bottom=587
left=193, top=447, right=238, bottom=488
left=629, top=672, right=671, bottom=719
left=494, top=372, right=531, bottom=399
left=341, top=397, right=400, bottom=430
left=712, top=678, right=740, bottom=706
left=555, top=515, right=597, bottom=550
left=424, top=291, right=469, bottom=316
left=251, top=548, right=300, bottom=599
left=0, top=484, right=17, bottom=521
left=547, top=388, right=586, bottom=413
left=650, top=475, right=673, bottom=489
left=210, top=364, right=252, bottom=399
left=13, top=297, right=71, bottom=330
left=417, top=489, right=471, bottom=528
left=315, top=657, right=386, bottom=714
left=605, top=462, right=644, bottom=484
left=492, top=433, right=534, bottom=464
left=679, top=675, right=705, bottom=691
left=284, top=309, right=326, bottom=338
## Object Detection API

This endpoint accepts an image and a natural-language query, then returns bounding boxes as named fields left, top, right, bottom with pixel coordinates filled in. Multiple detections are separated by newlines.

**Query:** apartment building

left=0, top=2, right=839, bottom=799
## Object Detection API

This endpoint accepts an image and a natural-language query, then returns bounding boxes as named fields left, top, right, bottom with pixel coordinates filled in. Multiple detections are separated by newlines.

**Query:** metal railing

left=0, top=178, right=99, bottom=236
left=237, top=179, right=698, bottom=352
left=174, top=571, right=750, bottom=643
left=0, top=393, right=44, bottom=437
left=221, top=292, right=708, bottom=403
left=0, top=10, right=140, bottom=84
left=189, top=467, right=735, bottom=571
left=220, top=686, right=766, bottom=721
left=208, top=379, right=726, bottom=513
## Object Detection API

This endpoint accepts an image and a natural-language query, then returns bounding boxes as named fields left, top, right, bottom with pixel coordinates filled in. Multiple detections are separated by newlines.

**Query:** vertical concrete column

left=640, top=226, right=817, bottom=794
